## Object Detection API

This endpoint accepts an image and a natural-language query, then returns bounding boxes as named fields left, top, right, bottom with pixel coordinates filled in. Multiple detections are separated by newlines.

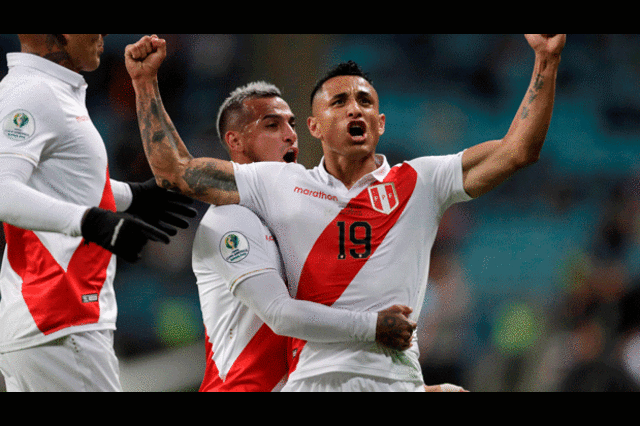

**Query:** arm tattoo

left=136, top=81, right=238, bottom=201
left=521, top=73, right=544, bottom=119
left=184, top=164, right=237, bottom=197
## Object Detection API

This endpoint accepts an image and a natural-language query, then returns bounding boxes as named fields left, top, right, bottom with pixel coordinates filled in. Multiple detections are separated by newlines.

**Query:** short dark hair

left=310, top=60, right=374, bottom=106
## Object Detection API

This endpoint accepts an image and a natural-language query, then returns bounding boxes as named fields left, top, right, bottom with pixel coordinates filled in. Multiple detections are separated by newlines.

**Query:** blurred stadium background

left=1, top=34, right=639, bottom=392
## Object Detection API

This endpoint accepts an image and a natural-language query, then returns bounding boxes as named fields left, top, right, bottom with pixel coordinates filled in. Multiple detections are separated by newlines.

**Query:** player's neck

left=21, top=45, right=77, bottom=73
left=324, top=152, right=378, bottom=190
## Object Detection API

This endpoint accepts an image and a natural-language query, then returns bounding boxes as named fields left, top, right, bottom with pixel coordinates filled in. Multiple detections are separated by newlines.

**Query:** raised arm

left=462, top=34, right=566, bottom=198
left=125, top=35, right=239, bottom=206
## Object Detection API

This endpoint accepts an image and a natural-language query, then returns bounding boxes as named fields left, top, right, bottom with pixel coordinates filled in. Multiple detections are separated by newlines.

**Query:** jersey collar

left=7, top=52, right=87, bottom=90
left=318, top=154, right=391, bottom=190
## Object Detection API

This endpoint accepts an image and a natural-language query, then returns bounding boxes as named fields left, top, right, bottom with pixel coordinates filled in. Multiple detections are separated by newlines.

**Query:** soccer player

left=126, top=34, right=565, bottom=391
left=0, top=34, right=196, bottom=392
left=194, top=81, right=418, bottom=391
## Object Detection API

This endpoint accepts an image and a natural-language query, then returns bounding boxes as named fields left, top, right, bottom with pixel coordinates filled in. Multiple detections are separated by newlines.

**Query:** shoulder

left=235, top=161, right=307, bottom=177
left=405, top=151, right=464, bottom=172
left=198, top=204, right=267, bottom=236
left=0, top=75, right=62, bottom=122
left=1, top=67, right=59, bottom=105
left=193, top=204, right=275, bottom=268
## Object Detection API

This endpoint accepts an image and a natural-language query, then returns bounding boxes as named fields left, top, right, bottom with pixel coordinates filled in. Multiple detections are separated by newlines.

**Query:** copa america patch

left=2, top=110, right=35, bottom=142
left=219, top=231, right=250, bottom=263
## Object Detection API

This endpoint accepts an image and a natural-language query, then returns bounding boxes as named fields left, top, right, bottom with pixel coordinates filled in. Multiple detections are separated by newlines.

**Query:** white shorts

left=0, top=330, right=121, bottom=392
left=281, top=373, right=425, bottom=392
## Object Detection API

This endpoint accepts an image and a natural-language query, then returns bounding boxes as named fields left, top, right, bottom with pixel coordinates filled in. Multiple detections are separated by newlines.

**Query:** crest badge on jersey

left=368, top=182, right=398, bottom=215
left=219, top=231, right=250, bottom=263
left=2, top=110, right=35, bottom=142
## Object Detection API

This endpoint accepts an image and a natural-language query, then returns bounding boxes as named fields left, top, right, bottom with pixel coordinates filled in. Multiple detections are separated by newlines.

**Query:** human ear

left=377, top=113, right=386, bottom=136
left=225, top=131, right=242, bottom=153
left=307, top=116, right=322, bottom=139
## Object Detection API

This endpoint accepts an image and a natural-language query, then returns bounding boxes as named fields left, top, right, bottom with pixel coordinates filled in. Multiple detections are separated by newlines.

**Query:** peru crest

left=367, top=182, right=398, bottom=215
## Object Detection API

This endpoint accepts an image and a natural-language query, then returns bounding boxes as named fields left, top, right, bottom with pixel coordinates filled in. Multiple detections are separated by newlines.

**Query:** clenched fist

left=125, top=35, right=167, bottom=82
left=525, top=34, right=566, bottom=57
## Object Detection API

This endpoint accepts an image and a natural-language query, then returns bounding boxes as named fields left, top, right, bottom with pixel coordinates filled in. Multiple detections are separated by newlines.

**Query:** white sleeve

left=0, top=156, right=88, bottom=236
left=233, top=161, right=297, bottom=218
left=234, top=270, right=377, bottom=343
left=193, top=205, right=278, bottom=293
left=408, top=151, right=472, bottom=214
left=110, top=179, right=133, bottom=211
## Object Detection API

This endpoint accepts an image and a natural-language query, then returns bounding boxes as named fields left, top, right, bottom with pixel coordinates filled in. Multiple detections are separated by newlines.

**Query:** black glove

left=81, top=207, right=171, bottom=263
left=126, top=179, right=197, bottom=236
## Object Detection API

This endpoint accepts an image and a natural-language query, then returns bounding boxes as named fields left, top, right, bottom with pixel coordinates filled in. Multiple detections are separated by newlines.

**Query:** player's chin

left=347, top=137, right=376, bottom=153
left=84, top=59, right=101, bottom=72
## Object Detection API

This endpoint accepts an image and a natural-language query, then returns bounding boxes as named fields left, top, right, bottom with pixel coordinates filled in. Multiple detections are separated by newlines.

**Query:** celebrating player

left=0, top=34, right=196, bottom=392
left=194, top=81, right=418, bottom=391
left=126, top=34, right=565, bottom=391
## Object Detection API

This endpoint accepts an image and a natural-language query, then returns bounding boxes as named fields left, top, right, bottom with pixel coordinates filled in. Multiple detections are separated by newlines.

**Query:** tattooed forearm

left=521, top=73, right=544, bottom=119
left=152, top=130, right=165, bottom=144
left=136, top=83, right=188, bottom=167
left=160, top=179, right=180, bottom=192
left=183, top=164, right=237, bottom=197
left=134, top=79, right=239, bottom=205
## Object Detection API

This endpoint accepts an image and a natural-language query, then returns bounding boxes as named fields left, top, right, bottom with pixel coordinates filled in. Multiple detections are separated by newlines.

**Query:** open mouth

left=283, top=148, right=298, bottom=163
left=348, top=121, right=366, bottom=138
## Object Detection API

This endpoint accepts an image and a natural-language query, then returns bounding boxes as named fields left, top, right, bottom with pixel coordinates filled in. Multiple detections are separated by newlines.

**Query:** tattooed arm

left=125, top=35, right=240, bottom=206
left=461, top=34, right=566, bottom=198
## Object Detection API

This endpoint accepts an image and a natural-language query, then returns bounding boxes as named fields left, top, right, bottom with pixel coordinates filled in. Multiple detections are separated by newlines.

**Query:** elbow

left=516, top=152, right=540, bottom=169
left=264, top=307, right=298, bottom=338
left=512, top=145, right=542, bottom=170
left=267, top=313, right=295, bottom=337
left=153, top=175, right=166, bottom=188
left=150, top=162, right=187, bottom=194
left=152, top=174, right=180, bottom=192
left=269, top=324, right=289, bottom=337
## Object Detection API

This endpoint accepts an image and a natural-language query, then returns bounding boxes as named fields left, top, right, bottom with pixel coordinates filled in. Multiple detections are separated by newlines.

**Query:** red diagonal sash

left=288, top=163, right=418, bottom=373
left=4, top=167, right=115, bottom=335
left=199, top=324, right=289, bottom=392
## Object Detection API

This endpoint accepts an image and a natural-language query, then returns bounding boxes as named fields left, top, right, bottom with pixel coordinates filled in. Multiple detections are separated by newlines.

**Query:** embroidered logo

left=367, top=182, right=398, bottom=215
left=2, top=110, right=35, bottom=141
left=220, top=231, right=250, bottom=263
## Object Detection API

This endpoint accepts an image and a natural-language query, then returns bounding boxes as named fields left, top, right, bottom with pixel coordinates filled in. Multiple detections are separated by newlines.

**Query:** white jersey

left=0, top=53, right=117, bottom=353
left=234, top=153, right=472, bottom=384
left=192, top=204, right=288, bottom=391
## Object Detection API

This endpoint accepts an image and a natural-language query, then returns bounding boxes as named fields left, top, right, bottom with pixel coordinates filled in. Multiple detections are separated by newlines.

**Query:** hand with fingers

left=524, top=34, right=566, bottom=58
left=375, top=304, right=417, bottom=351
left=81, top=207, right=170, bottom=263
left=125, top=34, right=167, bottom=82
left=126, top=178, right=198, bottom=236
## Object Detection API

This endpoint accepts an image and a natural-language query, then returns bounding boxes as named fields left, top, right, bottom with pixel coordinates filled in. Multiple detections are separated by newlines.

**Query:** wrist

left=534, top=52, right=561, bottom=73
left=131, top=76, right=158, bottom=94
